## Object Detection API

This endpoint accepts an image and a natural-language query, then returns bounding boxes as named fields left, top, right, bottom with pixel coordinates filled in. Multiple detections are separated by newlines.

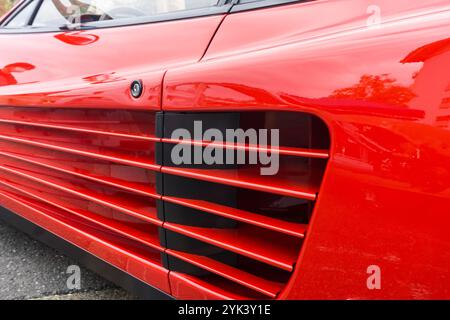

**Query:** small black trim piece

left=232, top=0, right=310, bottom=12
left=156, top=198, right=165, bottom=221
left=0, top=206, right=173, bottom=300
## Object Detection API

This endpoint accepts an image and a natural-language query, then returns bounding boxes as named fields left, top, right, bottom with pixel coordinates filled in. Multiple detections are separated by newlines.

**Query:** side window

left=4, top=1, right=38, bottom=28
left=32, top=0, right=222, bottom=27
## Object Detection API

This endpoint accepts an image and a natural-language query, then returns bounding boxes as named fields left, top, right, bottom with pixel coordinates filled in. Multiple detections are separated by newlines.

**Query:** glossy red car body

left=0, top=0, right=449, bottom=299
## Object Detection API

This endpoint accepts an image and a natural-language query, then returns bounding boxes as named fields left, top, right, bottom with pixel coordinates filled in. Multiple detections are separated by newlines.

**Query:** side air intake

left=0, top=108, right=330, bottom=299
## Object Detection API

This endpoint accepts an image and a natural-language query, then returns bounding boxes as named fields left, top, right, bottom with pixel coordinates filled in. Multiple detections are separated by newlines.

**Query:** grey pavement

left=0, top=220, right=137, bottom=300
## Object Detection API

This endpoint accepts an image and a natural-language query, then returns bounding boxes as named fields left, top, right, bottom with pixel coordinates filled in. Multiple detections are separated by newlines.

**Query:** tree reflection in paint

left=330, top=74, right=416, bottom=107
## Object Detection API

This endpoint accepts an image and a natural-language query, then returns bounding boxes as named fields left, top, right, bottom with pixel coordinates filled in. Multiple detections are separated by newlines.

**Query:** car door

left=0, top=0, right=231, bottom=296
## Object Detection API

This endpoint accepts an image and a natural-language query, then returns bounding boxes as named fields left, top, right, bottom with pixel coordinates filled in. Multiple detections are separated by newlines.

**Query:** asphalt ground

left=0, top=220, right=137, bottom=300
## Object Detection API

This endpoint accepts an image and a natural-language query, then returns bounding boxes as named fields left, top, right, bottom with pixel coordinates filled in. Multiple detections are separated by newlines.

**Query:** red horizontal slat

left=166, top=249, right=283, bottom=298
left=163, top=223, right=299, bottom=271
left=0, top=118, right=159, bottom=142
left=162, top=137, right=329, bottom=158
left=161, top=166, right=318, bottom=200
left=163, top=196, right=306, bottom=238
left=0, top=164, right=161, bottom=226
left=0, top=133, right=159, bottom=171
left=0, top=149, right=158, bottom=198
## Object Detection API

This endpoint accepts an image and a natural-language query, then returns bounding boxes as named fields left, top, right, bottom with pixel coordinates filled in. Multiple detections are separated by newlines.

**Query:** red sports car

left=0, top=0, right=449, bottom=300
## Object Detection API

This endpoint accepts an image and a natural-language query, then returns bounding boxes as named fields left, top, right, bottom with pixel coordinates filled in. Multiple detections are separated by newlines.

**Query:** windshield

left=32, top=0, right=222, bottom=26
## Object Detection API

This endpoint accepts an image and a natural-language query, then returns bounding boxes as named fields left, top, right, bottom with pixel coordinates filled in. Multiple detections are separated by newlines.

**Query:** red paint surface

left=0, top=12, right=225, bottom=298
